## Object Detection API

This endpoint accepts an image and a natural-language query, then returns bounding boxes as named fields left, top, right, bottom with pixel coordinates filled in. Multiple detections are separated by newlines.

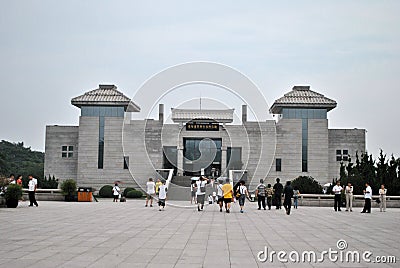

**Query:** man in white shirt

left=345, top=182, right=353, bottom=212
left=145, top=178, right=155, bottom=207
left=8, top=174, right=16, bottom=184
left=196, top=176, right=208, bottom=211
left=28, top=175, right=38, bottom=207
left=361, top=182, right=372, bottom=213
left=158, top=180, right=167, bottom=211
left=216, top=180, right=224, bottom=212
left=332, top=181, right=343, bottom=211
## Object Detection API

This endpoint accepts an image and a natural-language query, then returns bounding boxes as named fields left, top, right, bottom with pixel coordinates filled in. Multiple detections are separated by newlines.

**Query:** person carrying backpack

left=112, top=183, right=121, bottom=202
left=255, top=179, right=267, bottom=210
left=196, top=176, right=208, bottom=211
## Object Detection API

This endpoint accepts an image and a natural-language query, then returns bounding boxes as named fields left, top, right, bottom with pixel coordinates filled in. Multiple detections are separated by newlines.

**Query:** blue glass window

left=281, top=108, right=327, bottom=119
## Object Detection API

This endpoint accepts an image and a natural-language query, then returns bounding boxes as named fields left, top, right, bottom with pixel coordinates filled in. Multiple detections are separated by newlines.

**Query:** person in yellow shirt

left=221, top=178, right=233, bottom=213
left=155, top=178, right=162, bottom=197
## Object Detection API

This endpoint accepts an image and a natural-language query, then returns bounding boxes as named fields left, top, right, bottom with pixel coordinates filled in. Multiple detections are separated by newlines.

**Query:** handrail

left=298, top=193, right=400, bottom=200
left=22, top=188, right=61, bottom=194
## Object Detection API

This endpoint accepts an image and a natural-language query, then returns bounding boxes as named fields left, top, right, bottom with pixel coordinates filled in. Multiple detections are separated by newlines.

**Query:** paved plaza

left=0, top=199, right=399, bottom=268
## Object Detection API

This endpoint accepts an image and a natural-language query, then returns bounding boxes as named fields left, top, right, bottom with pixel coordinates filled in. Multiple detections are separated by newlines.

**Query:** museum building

left=44, top=85, right=365, bottom=193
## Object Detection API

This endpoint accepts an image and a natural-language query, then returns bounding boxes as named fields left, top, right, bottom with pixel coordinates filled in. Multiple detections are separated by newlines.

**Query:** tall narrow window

left=98, top=117, right=105, bottom=169
left=123, top=156, right=129, bottom=169
left=276, top=158, right=282, bottom=172
left=302, top=119, right=308, bottom=172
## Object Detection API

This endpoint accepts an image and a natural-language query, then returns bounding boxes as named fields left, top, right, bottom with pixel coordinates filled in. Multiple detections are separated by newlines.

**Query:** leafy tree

left=291, top=176, right=323, bottom=194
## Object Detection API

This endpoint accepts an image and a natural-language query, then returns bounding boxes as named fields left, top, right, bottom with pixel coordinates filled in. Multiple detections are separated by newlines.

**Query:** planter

left=6, top=198, right=18, bottom=208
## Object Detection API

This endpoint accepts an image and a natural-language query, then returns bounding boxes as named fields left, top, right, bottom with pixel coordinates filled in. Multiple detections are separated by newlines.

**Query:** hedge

left=123, top=187, right=135, bottom=197
left=99, top=185, right=113, bottom=198
left=126, top=190, right=143, bottom=198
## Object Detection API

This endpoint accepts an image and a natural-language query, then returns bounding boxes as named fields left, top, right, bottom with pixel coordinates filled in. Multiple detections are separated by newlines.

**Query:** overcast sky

left=1, top=1, right=399, bottom=158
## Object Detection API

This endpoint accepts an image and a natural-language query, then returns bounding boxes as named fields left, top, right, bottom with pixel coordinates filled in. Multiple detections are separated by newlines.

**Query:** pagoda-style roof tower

left=269, top=86, right=337, bottom=114
left=71, top=84, right=140, bottom=112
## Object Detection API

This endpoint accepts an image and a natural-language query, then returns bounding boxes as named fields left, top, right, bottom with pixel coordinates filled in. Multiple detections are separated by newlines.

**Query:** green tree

left=291, top=176, right=323, bottom=194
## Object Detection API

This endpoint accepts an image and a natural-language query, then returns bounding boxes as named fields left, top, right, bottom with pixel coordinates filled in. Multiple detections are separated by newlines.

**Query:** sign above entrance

left=186, top=122, right=219, bottom=131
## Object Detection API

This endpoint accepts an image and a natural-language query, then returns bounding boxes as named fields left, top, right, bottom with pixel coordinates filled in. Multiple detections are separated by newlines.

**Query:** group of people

left=332, top=181, right=388, bottom=213
left=121, top=176, right=388, bottom=215
left=191, top=177, right=251, bottom=213
left=2, top=174, right=39, bottom=207
left=144, top=178, right=168, bottom=211
left=255, top=178, right=301, bottom=215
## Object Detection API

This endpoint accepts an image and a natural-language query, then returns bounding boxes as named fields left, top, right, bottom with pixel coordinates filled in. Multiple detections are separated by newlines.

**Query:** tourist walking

left=190, top=181, right=197, bottom=204
left=28, top=175, right=38, bottom=207
left=293, top=186, right=300, bottom=209
left=345, top=182, right=353, bottom=212
left=158, top=180, right=167, bottom=211
left=332, top=180, right=343, bottom=211
left=222, top=178, right=233, bottom=213
left=379, top=184, right=387, bottom=212
left=112, top=183, right=121, bottom=202
left=145, top=178, right=155, bottom=207
left=255, top=179, right=267, bottom=210
left=361, top=182, right=372, bottom=213
left=216, top=179, right=224, bottom=212
left=266, top=184, right=274, bottom=210
left=283, top=181, right=294, bottom=215
left=196, top=176, right=208, bottom=211
left=237, top=180, right=249, bottom=213
left=155, top=178, right=162, bottom=197
left=273, top=178, right=283, bottom=209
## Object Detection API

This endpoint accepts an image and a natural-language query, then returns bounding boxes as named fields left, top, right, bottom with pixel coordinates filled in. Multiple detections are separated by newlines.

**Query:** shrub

left=60, top=179, right=77, bottom=196
left=123, top=187, right=135, bottom=197
left=291, top=176, right=323, bottom=194
left=40, top=175, right=59, bottom=189
left=126, top=190, right=143, bottom=198
left=99, top=185, right=113, bottom=198
left=5, top=184, right=23, bottom=200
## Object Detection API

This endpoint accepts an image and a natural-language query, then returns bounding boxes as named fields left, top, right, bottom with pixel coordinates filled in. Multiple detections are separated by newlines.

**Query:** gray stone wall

left=266, top=119, right=330, bottom=186
left=44, top=126, right=79, bottom=182
left=76, top=116, right=140, bottom=190
left=328, top=128, right=366, bottom=182
left=267, top=119, right=302, bottom=185
left=308, top=119, right=329, bottom=182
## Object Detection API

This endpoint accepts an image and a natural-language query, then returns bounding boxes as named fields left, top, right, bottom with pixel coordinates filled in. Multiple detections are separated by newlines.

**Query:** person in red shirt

left=16, top=175, right=23, bottom=186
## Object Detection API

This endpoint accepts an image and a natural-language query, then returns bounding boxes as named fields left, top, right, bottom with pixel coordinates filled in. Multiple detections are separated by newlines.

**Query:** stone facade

left=44, top=85, right=366, bottom=192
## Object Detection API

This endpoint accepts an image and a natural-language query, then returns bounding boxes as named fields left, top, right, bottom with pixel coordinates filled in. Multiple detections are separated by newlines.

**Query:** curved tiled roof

left=269, top=86, right=337, bottom=114
left=71, top=85, right=140, bottom=112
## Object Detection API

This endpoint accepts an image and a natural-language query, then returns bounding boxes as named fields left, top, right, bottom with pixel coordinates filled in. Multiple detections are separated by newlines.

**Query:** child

left=208, top=194, right=213, bottom=204
left=212, top=191, right=217, bottom=203
left=158, top=180, right=167, bottom=211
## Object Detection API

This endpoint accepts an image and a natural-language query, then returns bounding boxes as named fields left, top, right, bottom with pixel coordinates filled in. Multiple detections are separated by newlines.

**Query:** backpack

left=200, top=181, right=206, bottom=193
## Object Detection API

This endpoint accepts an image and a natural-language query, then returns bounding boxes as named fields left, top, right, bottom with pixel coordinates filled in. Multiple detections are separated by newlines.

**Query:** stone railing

left=296, top=194, right=400, bottom=208
left=22, top=188, right=64, bottom=201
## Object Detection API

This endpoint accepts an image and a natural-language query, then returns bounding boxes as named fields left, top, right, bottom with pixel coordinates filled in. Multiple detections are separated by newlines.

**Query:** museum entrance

left=183, top=138, right=221, bottom=177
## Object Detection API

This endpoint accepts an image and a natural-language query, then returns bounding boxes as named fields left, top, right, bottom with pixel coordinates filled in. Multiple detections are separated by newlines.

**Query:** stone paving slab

left=0, top=199, right=399, bottom=267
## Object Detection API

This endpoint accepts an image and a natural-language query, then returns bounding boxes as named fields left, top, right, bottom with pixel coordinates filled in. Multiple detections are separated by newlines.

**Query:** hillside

left=0, top=140, right=44, bottom=180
